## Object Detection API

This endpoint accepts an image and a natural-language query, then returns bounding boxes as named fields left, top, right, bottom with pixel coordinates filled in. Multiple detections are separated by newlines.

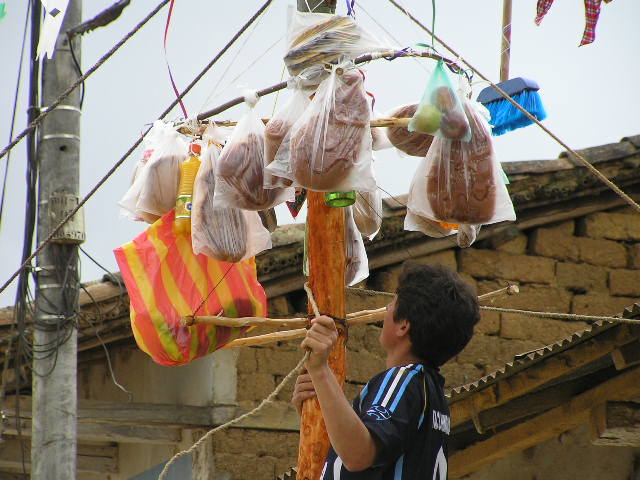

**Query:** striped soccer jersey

left=321, top=363, right=449, bottom=480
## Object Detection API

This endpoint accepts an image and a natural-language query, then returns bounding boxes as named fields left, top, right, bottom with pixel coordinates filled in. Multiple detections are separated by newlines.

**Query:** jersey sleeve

left=358, top=365, right=425, bottom=466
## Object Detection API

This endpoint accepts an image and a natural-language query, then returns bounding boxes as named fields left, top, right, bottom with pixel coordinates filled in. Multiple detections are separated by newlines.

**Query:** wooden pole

left=294, top=3, right=345, bottom=478
left=500, top=0, right=512, bottom=82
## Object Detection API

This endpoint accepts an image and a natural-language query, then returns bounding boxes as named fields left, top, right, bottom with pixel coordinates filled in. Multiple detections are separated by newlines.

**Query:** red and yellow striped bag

left=114, top=209, right=267, bottom=366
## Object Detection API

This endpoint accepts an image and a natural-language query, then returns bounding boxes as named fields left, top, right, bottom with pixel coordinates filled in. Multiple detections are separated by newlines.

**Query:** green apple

left=410, top=104, right=441, bottom=134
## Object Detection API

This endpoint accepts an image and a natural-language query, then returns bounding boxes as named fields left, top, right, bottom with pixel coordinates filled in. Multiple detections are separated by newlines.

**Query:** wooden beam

left=3, top=396, right=299, bottom=432
left=591, top=401, right=640, bottom=447
left=3, top=416, right=182, bottom=445
left=611, top=341, right=640, bottom=370
left=0, top=438, right=117, bottom=474
left=448, top=366, right=640, bottom=478
left=449, top=323, right=640, bottom=428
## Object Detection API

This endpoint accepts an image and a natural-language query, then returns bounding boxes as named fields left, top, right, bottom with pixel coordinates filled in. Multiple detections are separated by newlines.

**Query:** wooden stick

left=184, top=285, right=521, bottom=329
left=478, top=284, right=519, bottom=302
left=221, top=328, right=307, bottom=349
left=178, top=117, right=411, bottom=135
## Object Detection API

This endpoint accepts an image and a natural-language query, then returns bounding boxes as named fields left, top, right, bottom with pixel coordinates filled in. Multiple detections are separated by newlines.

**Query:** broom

left=477, top=0, right=547, bottom=136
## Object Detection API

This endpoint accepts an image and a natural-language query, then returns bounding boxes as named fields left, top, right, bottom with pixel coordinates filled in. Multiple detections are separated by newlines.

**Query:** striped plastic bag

left=114, top=209, right=267, bottom=366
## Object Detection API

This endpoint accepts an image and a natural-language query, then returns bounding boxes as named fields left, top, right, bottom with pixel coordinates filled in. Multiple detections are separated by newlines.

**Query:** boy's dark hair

left=394, top=262, right=479, bottom=367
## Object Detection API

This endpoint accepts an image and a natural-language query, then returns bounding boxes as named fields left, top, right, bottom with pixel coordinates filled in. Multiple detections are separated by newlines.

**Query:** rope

left=480, top=306, right=640, bottom=325
left=386, top=0, right=640, bottom=215
left=0, top=0, right=275, bottom=297
left=0, top=0, right=172, bottom=163
left=157, top=283, right=321, bottom=480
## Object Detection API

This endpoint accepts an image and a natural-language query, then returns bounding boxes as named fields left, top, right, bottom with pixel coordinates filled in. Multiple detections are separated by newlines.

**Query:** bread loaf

left=386, top=104, right=434, bottom=157
left=217, top=133, right=280, bottom=210
left=426, top=138, right=496, bottom=224
left=290, top=70, right=369, bottom=190
left=192, top=155, right=248, bottom=263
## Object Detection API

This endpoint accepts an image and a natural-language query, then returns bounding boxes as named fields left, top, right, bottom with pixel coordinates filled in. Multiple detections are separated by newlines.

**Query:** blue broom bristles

left=484, top=89, right=547, bottom=136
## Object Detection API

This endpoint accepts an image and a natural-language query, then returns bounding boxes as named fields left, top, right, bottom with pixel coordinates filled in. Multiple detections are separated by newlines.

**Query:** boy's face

left=379, top=298, right=397, bottom=352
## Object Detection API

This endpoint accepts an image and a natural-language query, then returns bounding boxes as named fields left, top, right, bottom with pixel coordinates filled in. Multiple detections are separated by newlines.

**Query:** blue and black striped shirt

left=321, top=363, right=449, bottom=479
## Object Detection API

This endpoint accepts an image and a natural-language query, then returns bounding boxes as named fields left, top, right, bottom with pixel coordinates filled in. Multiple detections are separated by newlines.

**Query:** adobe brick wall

left=214, top=207, right=640, bottom=479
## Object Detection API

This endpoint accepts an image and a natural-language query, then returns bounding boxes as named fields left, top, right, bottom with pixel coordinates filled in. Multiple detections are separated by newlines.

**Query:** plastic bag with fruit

left=406, top=98, right=515, bottom=247
left=214, top=92, right=293, bottom=211
left=267, top=61, right=376, bottom=192
left=408, top=60, right=471, bottom=142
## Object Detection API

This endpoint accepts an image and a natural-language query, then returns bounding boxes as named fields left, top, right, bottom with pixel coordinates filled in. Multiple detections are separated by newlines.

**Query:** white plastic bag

left=264, top=80, right=312, bottom=188
left=192, top=141, right=271, bottom=262
left=354, top=190, right=382, bottom=240
left=345, top=206, right=369, bottom=286
left=284, top=6, right=390, bottom=76
left=267, top=62, right=376, bottom=192
left=371, top=109, right=393, bottom=151
left=404, top=209, right=481, bottom=248
left=214, top=93, right=293, bottom=210
left=135, top=122, right=187, bottom=222
left=406, top=98, right=515, bottom=247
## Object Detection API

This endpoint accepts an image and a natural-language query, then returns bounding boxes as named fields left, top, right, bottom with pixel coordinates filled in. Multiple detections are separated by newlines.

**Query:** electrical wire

left=0, top=0, right=275, bottom=298
left=0, top=0, right=172, bottom=163
left=0, top=1, right=31, bottom=232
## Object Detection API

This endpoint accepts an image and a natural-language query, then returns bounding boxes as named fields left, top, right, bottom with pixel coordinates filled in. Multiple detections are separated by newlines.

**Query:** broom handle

left=500, top=0, right=512, bottom=82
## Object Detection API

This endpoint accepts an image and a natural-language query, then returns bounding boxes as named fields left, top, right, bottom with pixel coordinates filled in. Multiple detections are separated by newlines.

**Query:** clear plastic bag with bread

left=264, top=79, right=312, bottom=188
left=406, top=96, right=515, bottom=247
left=353, top=190, right=382, bottom=240
left=283, top=6, right=390, bottom=77
left=409, top=60, right=471, bottom=142
left=214, top=92, right=293, bottom=211
left=385, top=104, right=434, bottom=157
left=345, top=206, right=369, bottom=286
left=267, top=61, right=377, bottom=192
left=131, top=121, right=188, bottom=223
left=192, top=136, right=272, bottom=263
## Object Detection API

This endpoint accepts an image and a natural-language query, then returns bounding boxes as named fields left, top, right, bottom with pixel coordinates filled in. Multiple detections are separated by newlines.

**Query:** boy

left=292, top=262, right=480, bottom=479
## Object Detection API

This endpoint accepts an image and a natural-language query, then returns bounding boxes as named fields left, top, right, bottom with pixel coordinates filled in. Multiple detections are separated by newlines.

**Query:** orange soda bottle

left=174, top=142, right=202, bottom=234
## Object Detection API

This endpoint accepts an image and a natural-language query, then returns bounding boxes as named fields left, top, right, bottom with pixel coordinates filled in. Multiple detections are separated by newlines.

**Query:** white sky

left=0, top=0, right=639, bottom=307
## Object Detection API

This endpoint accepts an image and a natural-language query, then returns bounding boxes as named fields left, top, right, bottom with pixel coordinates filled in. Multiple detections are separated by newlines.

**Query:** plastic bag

left=118, top=147, right=155, bottom=222
left=406, top=98, right=515, bottom=247
left=345, top=206, right=369, bottom=286
left=354, top=190, right=382, bottom=240
left=404, top=209, right=481, bottom=248
left=386, top=104, right=434, bottom=157
left=192, top=141, right=272, bottom=263
left=215, top=93, right=292, bottom=210
left=136, top=122, right=188, bottom=222
left=267, top=62, right=376, bottom=192
left=113, top=209, right=267, bottom=367
left=371, top=109, right=393, bottom=151
left=284, top=6, right=389, bottom=76
left=408, top=60, right=471, bottom=142
left=264, top=80, right=312, bottom=188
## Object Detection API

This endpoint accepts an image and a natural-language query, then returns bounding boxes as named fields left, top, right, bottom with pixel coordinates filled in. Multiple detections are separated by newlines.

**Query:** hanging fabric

left=534, top=0, right=614, bottom=46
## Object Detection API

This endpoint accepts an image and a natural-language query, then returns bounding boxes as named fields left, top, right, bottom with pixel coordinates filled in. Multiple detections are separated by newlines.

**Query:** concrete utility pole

left=32, top=0, right=84, bottom=478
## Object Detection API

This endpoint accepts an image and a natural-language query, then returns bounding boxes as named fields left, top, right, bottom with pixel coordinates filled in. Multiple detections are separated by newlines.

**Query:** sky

left=0, top=0, right=639, bottom=307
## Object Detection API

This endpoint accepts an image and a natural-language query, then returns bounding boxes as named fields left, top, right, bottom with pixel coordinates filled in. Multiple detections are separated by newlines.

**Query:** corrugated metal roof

left=448, top=302, right=640, bottom=402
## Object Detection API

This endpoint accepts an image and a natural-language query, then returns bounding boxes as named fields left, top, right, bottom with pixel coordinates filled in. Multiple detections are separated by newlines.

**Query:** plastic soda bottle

left=174, top=142, right=202, bottom=234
